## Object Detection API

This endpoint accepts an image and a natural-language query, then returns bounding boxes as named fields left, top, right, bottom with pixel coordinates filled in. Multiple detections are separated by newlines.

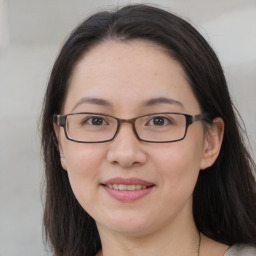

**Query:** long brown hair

left=41, top=4, right=256, bottom=256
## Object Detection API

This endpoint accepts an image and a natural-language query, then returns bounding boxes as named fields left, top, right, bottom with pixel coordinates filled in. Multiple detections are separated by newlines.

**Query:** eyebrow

left=71, top=97, right=112, bottom=112
left=141, top=97, right=184, bottom=108
left=71, top=96, right=183, bottom=112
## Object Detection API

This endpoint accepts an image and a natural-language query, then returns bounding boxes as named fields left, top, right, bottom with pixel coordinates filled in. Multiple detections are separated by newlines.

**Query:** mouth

left=102, top=184, right=154, bottom=191
left=101, top=177, right=155, bottom=202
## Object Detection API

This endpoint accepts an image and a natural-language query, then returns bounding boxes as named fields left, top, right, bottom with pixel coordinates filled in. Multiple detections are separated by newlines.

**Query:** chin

left=95, top=210, right=159, bottom=236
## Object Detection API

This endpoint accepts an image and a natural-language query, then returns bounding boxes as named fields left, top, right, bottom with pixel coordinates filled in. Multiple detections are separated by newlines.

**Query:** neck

left=97, top=217, right=200, bottom=256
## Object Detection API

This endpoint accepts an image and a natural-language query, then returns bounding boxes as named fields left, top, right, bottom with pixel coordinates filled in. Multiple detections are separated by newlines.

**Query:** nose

left=106, top=123, right=147, bottom=168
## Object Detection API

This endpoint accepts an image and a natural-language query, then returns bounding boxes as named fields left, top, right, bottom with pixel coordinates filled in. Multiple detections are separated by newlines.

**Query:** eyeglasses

left=54, top=112, right=210, bottom=143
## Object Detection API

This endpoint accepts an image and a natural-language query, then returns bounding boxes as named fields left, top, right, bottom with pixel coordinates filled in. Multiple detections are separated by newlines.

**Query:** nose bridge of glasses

left=118, top=117, right=136, bottom=125
left=115, top=117, right=138, bottom=137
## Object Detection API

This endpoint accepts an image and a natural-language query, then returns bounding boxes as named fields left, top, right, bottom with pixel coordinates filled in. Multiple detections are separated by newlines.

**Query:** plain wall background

left=0, top=0, right=255, bottom=255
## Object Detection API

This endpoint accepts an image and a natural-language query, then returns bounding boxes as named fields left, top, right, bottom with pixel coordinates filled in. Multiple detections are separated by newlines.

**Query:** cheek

left=152, top=136, right=204, bottom=198
left=63, top=143, right=104, bottom=174
left=62, top=143, right=106, bottom=203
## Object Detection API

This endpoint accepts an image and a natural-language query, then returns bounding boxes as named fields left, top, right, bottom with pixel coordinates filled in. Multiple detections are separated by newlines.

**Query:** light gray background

left=0, top=0, right=255, bottom=255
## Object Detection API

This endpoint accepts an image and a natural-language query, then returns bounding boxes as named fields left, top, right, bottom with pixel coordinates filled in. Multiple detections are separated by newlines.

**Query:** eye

left=84, top=116, right=108, bottom=126
left=147, top=116, right=172, bottom=126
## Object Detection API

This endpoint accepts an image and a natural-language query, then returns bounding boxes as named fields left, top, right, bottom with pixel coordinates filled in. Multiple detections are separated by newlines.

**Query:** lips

left=106, top=184, right=148, bottom=190
left=103, top=177, right=153, bottom=186
left=101, top=177, right=155, bottom=202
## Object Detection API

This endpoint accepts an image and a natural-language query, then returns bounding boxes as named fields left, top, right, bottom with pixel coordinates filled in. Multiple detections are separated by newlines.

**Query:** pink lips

left=101, top=177, right=155, bottom=202
left=104, top=177, right=154, bottom=186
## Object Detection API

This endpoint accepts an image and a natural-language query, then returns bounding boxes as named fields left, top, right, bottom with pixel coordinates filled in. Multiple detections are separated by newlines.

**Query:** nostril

left=106, top=149, right=146, bottom=168
left=106, top=129, right=147, bottom=167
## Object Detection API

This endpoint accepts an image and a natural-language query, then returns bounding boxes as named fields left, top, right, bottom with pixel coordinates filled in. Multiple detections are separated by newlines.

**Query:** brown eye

left=153, top=116, right=165, bottom=126
left=148, top=116, right=171, bottom=126
left=84, top=116, right=107, bottom=126
left=91, top=117, right=104, bottom=125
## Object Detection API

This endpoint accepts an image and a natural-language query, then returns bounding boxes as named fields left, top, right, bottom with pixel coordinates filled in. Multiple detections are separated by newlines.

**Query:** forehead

left=63, top=40, right=201, bottom=115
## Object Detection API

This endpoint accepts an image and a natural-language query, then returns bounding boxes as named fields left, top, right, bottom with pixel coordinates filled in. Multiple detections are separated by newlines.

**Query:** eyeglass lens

left=65, top=113, right=187, bottom=143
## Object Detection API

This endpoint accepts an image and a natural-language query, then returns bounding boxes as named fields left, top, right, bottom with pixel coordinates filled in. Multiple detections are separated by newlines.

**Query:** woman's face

left=55, top=40, right=210, bottom=236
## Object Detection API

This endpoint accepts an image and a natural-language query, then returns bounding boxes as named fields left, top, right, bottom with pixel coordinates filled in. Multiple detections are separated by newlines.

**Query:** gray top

left=224, top=244, right=256, bottom=256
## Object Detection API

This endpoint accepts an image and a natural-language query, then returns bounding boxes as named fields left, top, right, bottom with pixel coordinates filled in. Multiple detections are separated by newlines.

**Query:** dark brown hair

left=41, top=4, right=256, bottom=256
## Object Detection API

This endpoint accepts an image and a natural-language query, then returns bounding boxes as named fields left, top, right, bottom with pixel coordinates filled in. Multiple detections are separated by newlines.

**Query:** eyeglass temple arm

left=53, top=115, right=66, bottom=127
left=193, top=113, right=213, bottom=123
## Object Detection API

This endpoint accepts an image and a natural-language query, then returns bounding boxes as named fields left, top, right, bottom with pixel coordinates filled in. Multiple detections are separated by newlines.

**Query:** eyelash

left=83, top=116, right=108, bottom=126
left=146, top=116, right=173, bottom=126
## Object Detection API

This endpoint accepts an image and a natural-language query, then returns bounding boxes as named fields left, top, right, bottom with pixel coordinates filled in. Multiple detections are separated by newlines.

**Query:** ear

left=200, top=117, right=224, bottom=170
left=53, top=122, right=67, bottom=170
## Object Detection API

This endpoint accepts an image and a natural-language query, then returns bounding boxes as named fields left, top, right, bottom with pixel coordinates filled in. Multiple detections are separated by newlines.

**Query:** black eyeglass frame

left=54, top=112, right=212, bottom=143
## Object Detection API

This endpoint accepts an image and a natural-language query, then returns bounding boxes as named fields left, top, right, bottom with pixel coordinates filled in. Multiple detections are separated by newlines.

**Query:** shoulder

left=224, top=243, right=256, bottom=256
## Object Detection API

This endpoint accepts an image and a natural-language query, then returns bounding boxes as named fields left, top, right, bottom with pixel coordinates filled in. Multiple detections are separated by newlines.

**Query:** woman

left=41, top=4, right=256, bottom=256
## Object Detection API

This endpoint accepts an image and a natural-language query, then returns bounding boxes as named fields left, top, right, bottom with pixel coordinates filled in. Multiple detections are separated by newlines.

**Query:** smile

left=106, top=184, right=148, bottom=190
left=101, top=177, right=155, bottom=202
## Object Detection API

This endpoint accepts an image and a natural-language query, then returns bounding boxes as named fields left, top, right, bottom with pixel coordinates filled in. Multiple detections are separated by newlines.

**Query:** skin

left=55, top=40, right=227, bottom=256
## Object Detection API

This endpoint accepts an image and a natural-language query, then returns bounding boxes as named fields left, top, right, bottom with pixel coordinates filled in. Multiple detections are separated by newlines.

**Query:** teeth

left=119, top=184, right=127, bottom=190
left=113, top=184, right=119, bottom=189
left=106, top=184, right=148, bottom=190
left=128, top=185, right=135, bottom=190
